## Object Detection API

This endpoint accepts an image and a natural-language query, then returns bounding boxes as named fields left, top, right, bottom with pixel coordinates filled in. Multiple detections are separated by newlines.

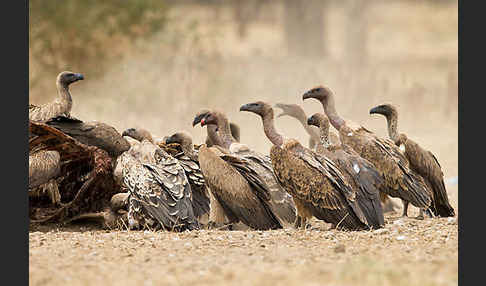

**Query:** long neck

left=215, top=114, right=236, bottom=149
left=55, top=81, right=73, bottom=114
left=206, top=125, right=225, bottom=148
left=181, top=139, right=197, bottom=161
left=385, top=114, right=399, bottom=143
left=322, top=95, right=345, bottom=131
left=262, top=110, right=284, bottom=146
left=318, top=123, right=331, bottom=148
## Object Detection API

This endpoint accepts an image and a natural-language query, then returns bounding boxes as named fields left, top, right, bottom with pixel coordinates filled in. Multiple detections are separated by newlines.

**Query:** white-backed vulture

left=369, top=104, right=455, bottom=217
left=240, top=101, right=373, bottom=231
left=116, top=128, right=199, bottom=231
left=162, top=132, right=211, bottom=220
left=192, top=109, right=240, bottom=147
left=29, top=71, right=84, bottom=123
left=194, top=110, right=297, bottom=227
left=274, top=103, right=340, bottom=148
left=302, top=85, right=433, bottom=219
left=307, top=113, right=385, bottom=228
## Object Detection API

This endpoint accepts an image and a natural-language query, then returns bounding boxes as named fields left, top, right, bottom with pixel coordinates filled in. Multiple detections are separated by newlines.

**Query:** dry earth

left=29, top=213, right=458, bottom=286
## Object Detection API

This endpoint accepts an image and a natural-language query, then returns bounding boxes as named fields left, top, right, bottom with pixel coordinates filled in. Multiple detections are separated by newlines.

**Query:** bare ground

left=29, top=212, right=458, bottom=286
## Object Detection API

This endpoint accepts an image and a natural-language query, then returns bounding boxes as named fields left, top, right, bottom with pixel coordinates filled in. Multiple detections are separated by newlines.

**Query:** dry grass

left=29, top=1, right=458, bottom=285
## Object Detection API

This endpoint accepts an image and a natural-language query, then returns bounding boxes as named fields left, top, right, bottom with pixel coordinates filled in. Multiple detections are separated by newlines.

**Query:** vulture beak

left=122, top=128, right=135, bottom=137
left=302, top=92, right=313, bottom=101
left=192, top=113, right=208, bottom=127
left=369, top=106, right=383, bottom=115
left=306, top=116, right=316, bottom=126
left=200, top=118, right=207, bottom=126
left=239, top=103, right=256, bottom=113
left=75, top=73, right=84, bottom=81
left=165, top=134, right=176, bottom=144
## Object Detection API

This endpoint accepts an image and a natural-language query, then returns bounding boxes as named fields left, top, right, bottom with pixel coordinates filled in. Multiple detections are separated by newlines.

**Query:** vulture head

left=192, top=109, right=211, bottom=127
left=369, top=104, right=398, bottom=119
left=165, top=132, right=193, bottom=146
left=198, top=110, right=226, bottom=127
left=307, top=113, right=330, bottom=131
left=57, top=71, right=84, bottom=87
left=274, top=103, right=306, bottom=119
left=302, top=85, right=333, bottom=105
left=122, top=128, right=154, bottom=143
left=239, top=101, right=273, bottom=117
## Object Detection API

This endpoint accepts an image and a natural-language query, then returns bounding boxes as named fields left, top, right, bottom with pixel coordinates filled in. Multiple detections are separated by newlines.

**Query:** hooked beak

left=75, top=73, right=84, bottom=81
left=369, top=106, right=383, bottom=115
left=239, top=103, right=253, bottom=112
left=302, top=92, right=313, bottom=101
left=306, top=116, right=315, bottom=126
left=192, top=113, right=207, bottom=127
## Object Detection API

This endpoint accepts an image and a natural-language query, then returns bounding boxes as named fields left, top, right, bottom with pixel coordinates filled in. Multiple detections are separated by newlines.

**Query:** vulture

left=193, top=109, right=241, bottom=147
left=29, top=119, right=125, bottom=223
left=29, top=71, right=84, bottom=123
left=194, top=110, right=297, bottom=228
left=302, top=85, right=433, bottom=219
left=240, top=101, right=374, bottom=231
left=162, top=131, right=211, bottom=220
left=369, top=104, right=455, bottom=217
left=274, top=103, right=340, bottom=148
left=275, top=102, right=398, bottom=214
left=307, top=113, right=385, bottom=228
left=116, top=128, right=199, bottom=231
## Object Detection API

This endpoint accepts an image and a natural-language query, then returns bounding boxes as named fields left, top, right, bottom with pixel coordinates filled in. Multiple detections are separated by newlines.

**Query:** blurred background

left=29, top=0, right=458, bottom=203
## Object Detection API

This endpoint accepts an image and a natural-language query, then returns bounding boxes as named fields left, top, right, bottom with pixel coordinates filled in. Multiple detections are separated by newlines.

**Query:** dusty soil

left=29, top=212, right=458, bottom=286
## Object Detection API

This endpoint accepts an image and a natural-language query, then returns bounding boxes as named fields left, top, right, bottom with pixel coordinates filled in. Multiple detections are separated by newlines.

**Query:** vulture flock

left=29, top=71, right=455, bottom=232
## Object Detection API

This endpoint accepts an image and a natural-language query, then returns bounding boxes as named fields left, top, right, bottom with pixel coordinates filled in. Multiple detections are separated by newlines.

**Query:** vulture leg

left=207, top=190, right=231, bottom=228
left=401, top=200, right=409, bottom=217
left=293, top=198, right=313, bottom=230
left=416, top=209, right=424, bottom=220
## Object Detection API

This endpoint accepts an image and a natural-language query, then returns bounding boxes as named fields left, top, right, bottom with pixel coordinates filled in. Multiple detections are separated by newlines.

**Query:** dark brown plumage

left=194, top=110, right=297, bottom=227
left=164, top=132, right=211, bottom=220
left=240, top=101, right=373, bottom=231
left=370, top=104, right=455, bottom=217
left=302, top=85, right=433, bottom=219
left=196, top=143, right=282, bottom=230
left=307, top=113, right=385, bottom=228
left=29, top=71, right=84, bottom=123
left=47, top=116, right=130, bottom=159
left=116, top=128, right=199, bottom=231
left=274, top=103, right=340, bottom=148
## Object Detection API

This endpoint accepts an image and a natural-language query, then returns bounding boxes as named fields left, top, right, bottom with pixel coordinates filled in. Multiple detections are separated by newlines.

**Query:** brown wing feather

left=403, top=138, right=455, bottom=217
left=198, top=146, right=282, bottom=230
left=119, top=146, right=199, bottom=231
left=231, top=148, right=297, bottom=226
left=270, top=140, right=369, bottom=230
left=340, top=126, right=432, bottom=210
